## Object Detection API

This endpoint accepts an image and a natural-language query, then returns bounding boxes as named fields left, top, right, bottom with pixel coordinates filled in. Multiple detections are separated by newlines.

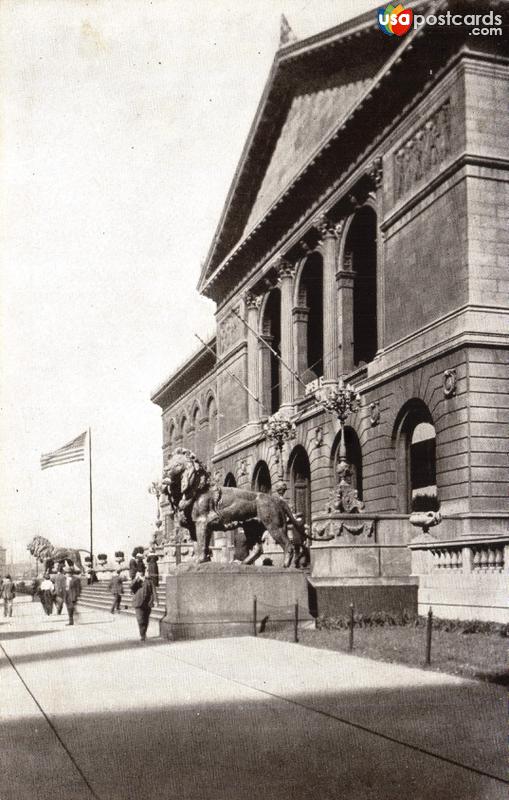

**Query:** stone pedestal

left=309, top=513, right=418, bottom=617
left=159, top=563, right=316, bottom=641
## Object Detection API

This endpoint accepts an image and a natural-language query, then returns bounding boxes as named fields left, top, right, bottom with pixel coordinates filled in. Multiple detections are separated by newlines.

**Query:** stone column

left=337, top=238, right=355, bottom=375
left=316, top=215, right=342, bottom=381
left=259, top=334, right=274, bottom=416
left=367, top=156, right=384, bottom=354
left=275, top=257, right=296, bottom=411
left=292, top=305, right=309, bottom=399
left=243, top=291, right=262, bottom=423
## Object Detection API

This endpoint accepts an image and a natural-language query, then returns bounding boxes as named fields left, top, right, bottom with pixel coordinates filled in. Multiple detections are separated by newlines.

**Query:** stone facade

left=151, top=2, right=509, bottom=620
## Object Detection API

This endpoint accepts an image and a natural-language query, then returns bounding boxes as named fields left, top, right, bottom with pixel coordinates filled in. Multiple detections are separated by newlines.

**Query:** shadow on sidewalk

left=1, top=683, right=505, bottom=800
left=0, top=635, right=168, bottom=670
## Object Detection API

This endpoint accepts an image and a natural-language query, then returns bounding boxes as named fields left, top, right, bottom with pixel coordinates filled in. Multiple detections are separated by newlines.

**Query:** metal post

left=425, top=607, right=433, bottom=665
left=253, top=595, right=257, bottom=637
left=349, top=603, right=355, bottom=651
left=294, top=600, right=299, bottom=643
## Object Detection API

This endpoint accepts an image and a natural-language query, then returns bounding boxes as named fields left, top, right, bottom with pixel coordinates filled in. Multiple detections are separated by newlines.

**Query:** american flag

left=40, top=432, right=87, bottom=470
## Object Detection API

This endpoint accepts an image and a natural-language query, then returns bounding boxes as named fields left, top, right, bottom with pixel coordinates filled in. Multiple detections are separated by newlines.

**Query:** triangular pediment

left=198, top=6, right=402, bottom=295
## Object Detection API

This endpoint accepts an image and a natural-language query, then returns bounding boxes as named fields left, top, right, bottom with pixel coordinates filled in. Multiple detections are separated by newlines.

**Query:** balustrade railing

left=472, top=545, right=504, bottom=572
left=431, top=547, right=462, bottom=570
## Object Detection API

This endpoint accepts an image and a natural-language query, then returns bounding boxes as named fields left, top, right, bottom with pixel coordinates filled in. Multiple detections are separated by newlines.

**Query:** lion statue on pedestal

left=27, top=536, right=86, bottom=574
left=161, top=448, right=309, bottom=568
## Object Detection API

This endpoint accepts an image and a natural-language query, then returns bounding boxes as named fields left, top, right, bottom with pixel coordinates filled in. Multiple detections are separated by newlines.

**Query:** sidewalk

left=0, top=597, right=506, bottom=800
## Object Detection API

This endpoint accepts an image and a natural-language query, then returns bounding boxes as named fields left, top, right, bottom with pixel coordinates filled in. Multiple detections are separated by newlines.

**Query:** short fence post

left=425, top=607, right=433, bottom=665
left=294, top=600, right=299, bottom=643
left=253, top=595, right=257, bottom=637
left=175, top=544, right=181, bottom=566
left=349, top=603, right=354, bottom=651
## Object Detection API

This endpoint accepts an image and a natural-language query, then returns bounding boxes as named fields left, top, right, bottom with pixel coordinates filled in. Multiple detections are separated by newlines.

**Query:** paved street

left=0, top=597, right=506, bottom=800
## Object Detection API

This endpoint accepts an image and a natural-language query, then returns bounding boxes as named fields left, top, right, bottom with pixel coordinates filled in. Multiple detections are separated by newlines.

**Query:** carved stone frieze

left=393, top=99, right=452, bottom=201
left=218, top=307, right=242, bottom=354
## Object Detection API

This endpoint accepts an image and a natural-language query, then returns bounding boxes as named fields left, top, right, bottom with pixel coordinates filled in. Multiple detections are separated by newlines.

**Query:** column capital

left=314, top=214, right=345, bottom=242
left=243, top=290, right=262, bottom=310
left=366, top=156, right=383, bottom=189
left=274, top=255, right=296, bottom=281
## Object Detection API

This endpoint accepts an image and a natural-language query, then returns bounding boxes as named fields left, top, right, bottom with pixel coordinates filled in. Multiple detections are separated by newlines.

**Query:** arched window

left=206, top=395, right=218, bottom=459
left=296, top=253, right=323, bottom=383
left=168, top=421, right=176, bottom=452
left=251, top=461, right=272, bottom=494
left=344, top=206, right=378, bottom=367
left=393, top=400, right=438, bottom=512
left=192, top=405, right=200, bottom=456
left=331, top=427, right=363, bottom=499
left=224, top=472, right=237, bottom=487
left=180, top=415, right=188, bottom=447
left=260, top=289, right=281, bottom=414
left=289, top=446, right=311, bottom=527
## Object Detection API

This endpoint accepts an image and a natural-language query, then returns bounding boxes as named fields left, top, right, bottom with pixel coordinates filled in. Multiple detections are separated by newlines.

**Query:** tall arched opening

left=295, top=253, right=324, bottom=384
left=393, top=400, right=438, bottom=512
left=344, top=206, right=378, bottom=367
left=260, top=289, right=281, bottom=413
left=289, top=446, right=311, bottom=527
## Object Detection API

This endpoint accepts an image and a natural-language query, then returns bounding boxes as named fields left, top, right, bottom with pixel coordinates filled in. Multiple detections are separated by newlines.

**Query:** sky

left=0, top=0, right=379, bottom=565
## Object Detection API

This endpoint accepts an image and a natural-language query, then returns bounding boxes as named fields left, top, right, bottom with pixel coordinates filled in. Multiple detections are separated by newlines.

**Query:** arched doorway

left=289, top=446, right=311, bottom=527
left=251, top=461, right=272, bottom=494
left=393, top=400, right=438, bottom=512
left=344, top=206, right=378, bottom=367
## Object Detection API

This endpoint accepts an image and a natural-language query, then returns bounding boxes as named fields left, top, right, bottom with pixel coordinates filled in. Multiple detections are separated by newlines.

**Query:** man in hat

left=131, top=572, right=155, bottom=642
left=63, top=564, right=81, bottom=626
left=108, top=569, right=125, bottom=614
left=53, top=565, right=66, bottom=615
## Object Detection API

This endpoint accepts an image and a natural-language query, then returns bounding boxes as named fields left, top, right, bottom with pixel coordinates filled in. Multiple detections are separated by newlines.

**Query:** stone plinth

left=159, top=563, right=316, bottom=640
left=309, top=513, right=418, bottom=617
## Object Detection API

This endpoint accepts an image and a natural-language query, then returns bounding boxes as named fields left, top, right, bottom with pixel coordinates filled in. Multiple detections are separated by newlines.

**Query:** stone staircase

left=79, top=582, right=166, bottom=621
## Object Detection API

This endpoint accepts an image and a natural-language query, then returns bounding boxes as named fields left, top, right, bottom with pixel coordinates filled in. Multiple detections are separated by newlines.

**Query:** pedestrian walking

left=131, top=572, right=155, bottom=642
left=39, top=573, right=55, bottom=616
left=108, top=569, right=125, bottom=613
left=1, top=575, right=16, bottom=618
left=129, top=547, right=145, bottom=580
left=53, top=567, right=66, bottom=615
left=146, top=547, right=159, bottom=606
left=63, top=565, right=81, bottom=626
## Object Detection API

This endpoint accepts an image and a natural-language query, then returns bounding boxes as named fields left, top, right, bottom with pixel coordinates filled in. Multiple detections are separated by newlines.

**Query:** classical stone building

left=152, top=1, right=509, bottom=620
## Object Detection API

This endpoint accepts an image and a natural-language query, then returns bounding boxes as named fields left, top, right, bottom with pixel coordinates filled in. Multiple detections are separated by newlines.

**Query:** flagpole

left=88, top=427, right=93, bottom=572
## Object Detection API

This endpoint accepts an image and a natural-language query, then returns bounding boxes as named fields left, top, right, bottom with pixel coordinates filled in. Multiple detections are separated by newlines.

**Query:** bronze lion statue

left=27, top=535, right=85, bottom=574
left=161, top=448, right=309, bottom=568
